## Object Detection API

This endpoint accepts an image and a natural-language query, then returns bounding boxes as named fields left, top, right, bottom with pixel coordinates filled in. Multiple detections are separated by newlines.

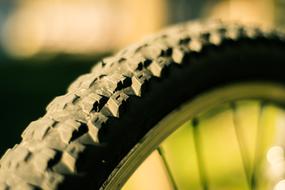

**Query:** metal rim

left=102, top=82, right=285, bottom=190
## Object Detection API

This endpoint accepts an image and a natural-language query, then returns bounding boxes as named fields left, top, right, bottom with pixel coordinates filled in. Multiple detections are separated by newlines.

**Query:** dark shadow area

left=0, top=54, right=108, bottom=154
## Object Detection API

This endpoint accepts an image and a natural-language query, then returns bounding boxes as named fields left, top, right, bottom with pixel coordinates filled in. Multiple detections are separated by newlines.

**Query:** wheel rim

left=102, top=82, right=285, bottom=190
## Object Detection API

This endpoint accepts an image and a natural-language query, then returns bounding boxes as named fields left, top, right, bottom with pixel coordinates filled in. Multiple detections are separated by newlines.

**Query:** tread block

left=172, top=47, right=188, bottom=64
left=70, top=123, right=88, bottom=142
left=147, top=57, right=171, bottom=77
left=57, top=120, right=87, bottom=144
left=178, top=37, right=191, bottom=46
left=105, top=91, right=129, bottom=117
left=67, top=73, right=96, bottom=92
left=209, top=31, right=222, bottom=45
left=22, top=118, right=56, bottom=141
left=46, top=94, right=79, bottom=113
left=42, top=172, right=64, bottom=190
left=8, top=146, right=31, bottom=170
left=32, top=148, right=58, bottom=173
left=74, top=132, right=98, bottom=145
left=0, top=145, right=30, bottom=171
left=92, top=95, right=109, bottom=113
left=76, top=120, right=99, bottom=145
left=79, top=93, right=104, bottom=113
left=10, top=167, right=43, bottom=188
left=65, top=143, right=85, bottom=160
left=126, top=54, right=147, bottom=71
left=91, top=61, right=106, bottom=74
left=53, top=151, right=76, bottom=174
left=80, top=76, right=98, bottom=90
left=15, top=183, right=37, bottom=190
left=114, top=76, right=132, bottom=91
left=57, top=121, right=78, bottom=144
left=88, top=113, right=108, bottom=130
left=131, top=70, right=151, bottom=96
left=0, top=149, right=12, bottom=168
left=103, top=73, right=131, bottom=93
left=188, top=37, right=203, bottom=52
left=94, top=85, right=112, bottom=98
left=224, top=26, right=243, bottom=40
left=140, top=45, right=164, bottom=59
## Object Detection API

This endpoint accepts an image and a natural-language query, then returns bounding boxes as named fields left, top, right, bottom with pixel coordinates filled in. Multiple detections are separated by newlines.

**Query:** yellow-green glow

left=123, top=101, right=284, bottom=190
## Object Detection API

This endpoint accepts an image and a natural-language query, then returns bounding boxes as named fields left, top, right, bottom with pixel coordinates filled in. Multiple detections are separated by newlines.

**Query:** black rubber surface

left=0, top=21, right=285, bottom=190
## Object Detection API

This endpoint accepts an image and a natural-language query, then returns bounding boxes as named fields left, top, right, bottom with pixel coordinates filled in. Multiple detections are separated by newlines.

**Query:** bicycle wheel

left=1, top=20, right=285, bottom=190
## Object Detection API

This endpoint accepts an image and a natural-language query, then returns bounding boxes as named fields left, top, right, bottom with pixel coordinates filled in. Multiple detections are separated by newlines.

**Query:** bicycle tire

left=1, top=20, right=285, bottom=190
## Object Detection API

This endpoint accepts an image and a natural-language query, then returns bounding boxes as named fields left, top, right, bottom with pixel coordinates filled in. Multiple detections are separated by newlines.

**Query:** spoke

left=231, top=102, right=251, bottom=189
left=250, top=102, right=265, bottom=190
left=192, top=118, right=209, bottom=190
left=157, top=147, right=178, bottom=190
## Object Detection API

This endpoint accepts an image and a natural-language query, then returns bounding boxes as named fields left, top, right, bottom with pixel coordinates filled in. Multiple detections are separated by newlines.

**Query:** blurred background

left=0, top=0, right=285, bottom=155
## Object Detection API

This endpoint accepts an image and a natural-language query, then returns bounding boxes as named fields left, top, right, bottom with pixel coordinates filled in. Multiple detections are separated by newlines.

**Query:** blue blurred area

left=0, top=0, right=14, bottom=62
left=167, top=0, right=208, bottom=23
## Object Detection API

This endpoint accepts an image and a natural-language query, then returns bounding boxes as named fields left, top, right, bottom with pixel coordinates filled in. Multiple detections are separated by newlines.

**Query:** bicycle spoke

left=192, top=118, right=209, bottom=190
left=157, top=147, right=178, bottom=190
left=250, top=102, right=265, bottom=189
left=231, top=102, right=251, bottom=189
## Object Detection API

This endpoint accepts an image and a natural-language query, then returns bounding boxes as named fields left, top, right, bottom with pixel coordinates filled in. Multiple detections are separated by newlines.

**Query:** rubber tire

left=0, top=21, right=285, bottom=190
